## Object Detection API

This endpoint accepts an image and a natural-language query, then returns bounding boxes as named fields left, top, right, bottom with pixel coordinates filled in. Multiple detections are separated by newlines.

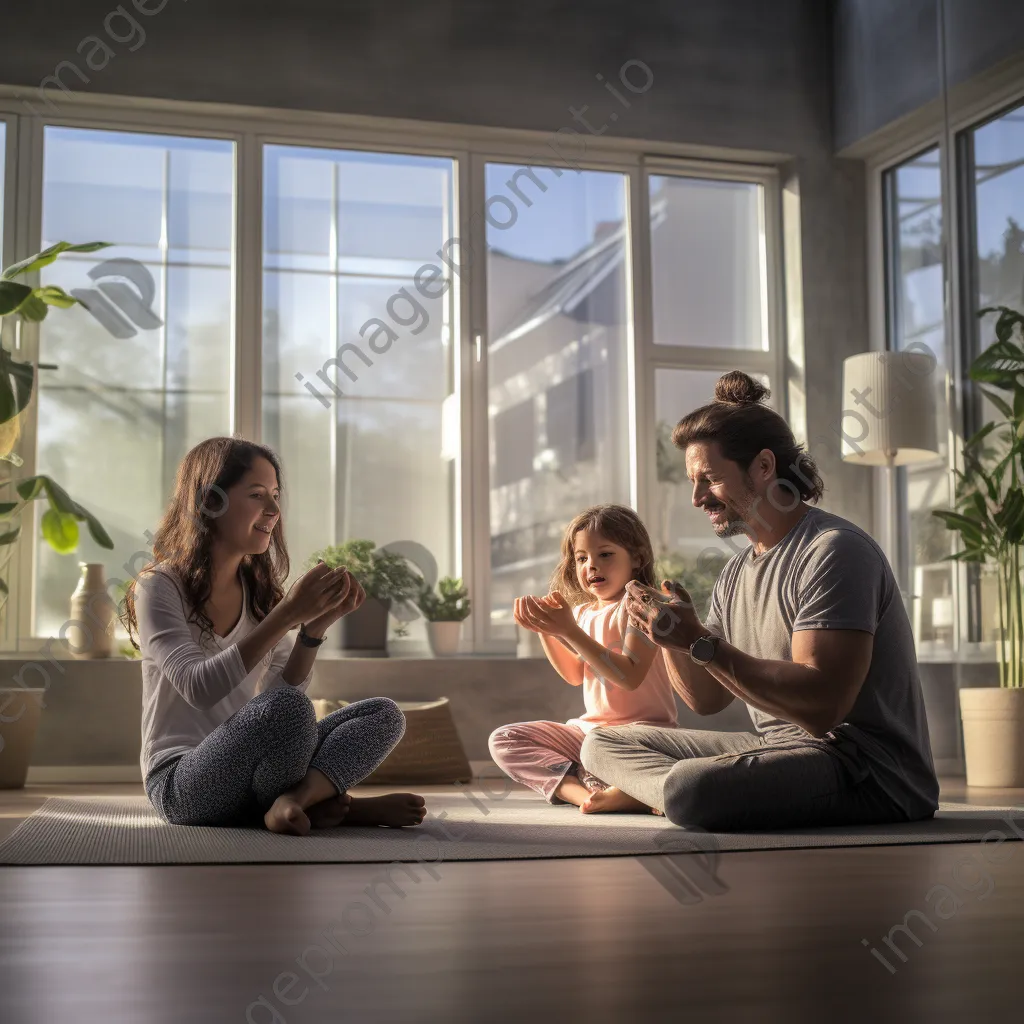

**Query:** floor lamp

left=840, top=351, right=942, bottom=613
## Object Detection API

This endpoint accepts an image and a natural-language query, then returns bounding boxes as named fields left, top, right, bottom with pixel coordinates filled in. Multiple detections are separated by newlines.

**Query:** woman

left=122, top=437, right=426, bottom=835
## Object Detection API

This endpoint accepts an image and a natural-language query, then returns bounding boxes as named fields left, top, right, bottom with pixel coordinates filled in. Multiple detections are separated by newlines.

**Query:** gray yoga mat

left=1, top=792, right=1022, bottom=865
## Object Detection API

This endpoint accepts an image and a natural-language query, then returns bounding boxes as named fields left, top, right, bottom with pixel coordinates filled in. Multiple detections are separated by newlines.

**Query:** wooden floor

left=2, top=779, right=1023, bottom=1024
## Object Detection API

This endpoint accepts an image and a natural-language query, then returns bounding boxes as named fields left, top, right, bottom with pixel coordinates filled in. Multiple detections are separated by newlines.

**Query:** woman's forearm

left=236, top=603, right=296, bottom=673
left=281, top=637, right=319, bottom=686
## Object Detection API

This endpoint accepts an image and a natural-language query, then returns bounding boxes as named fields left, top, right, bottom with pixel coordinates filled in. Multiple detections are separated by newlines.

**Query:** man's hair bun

left=713, top=370, right=770, bottom=406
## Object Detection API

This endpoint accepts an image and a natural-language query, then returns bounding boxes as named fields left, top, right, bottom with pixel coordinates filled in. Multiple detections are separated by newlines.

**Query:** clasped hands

left=284, top=561, right=366, bottom=638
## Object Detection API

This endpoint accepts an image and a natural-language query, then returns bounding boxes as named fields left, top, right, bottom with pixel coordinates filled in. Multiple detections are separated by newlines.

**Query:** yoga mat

left=1, top=793, right=1022, bottom=865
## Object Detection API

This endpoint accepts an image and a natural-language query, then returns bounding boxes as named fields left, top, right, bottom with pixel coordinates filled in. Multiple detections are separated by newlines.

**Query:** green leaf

left=41, top=509, right=79, bottom=553
left=0, top=501, right=19, bottom=517
left=34, top=285, right=79, bottom=309
left=16, top=475, right=115, bottom=551
left=0, top=524, right=20, bottom=545
left=0, top=577, right=8, bottom=597
left=1, top=241, right=112, bottom=281
left=15, top=295, right=49, bottom=322
left=0, top=280, right=32, bottom=316
left=0, top=349, right=34, bottom=425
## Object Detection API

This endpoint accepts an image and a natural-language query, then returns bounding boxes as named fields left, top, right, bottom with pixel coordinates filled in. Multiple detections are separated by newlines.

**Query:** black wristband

left=297, top=623, right=326, bottom=648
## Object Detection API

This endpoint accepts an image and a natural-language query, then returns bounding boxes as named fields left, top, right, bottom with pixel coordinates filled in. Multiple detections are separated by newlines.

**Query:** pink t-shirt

left=566, top=596, right=679, bottom=734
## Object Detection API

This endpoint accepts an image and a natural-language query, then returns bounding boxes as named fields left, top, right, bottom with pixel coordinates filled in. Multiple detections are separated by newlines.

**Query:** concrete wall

left=834, top=0, right=1024, bottom=151
left=0, top=656, right=754, bottom=778
left=1, top=0, right=831, bottom=158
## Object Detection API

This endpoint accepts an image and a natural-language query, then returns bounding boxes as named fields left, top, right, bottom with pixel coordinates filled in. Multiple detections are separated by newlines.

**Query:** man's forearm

left=662, top=647, right=734, bottom=715
left=703, top=641, right=837, bottom=737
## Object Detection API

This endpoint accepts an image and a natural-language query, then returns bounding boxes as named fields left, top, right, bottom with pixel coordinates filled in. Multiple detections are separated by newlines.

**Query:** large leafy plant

left=306, top=539, right=422, bottom=602
left=0, top=242, right=115, bottom=600
left=933, top=305, right=1024, bottom=688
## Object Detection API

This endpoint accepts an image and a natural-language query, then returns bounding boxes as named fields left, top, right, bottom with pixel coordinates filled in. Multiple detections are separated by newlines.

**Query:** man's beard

left=705, top=486, right=757, bottom=539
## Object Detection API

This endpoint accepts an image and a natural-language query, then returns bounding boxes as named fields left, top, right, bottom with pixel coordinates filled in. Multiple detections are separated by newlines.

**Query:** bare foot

left=307, top=793, right=352, bottom=829
left=264, top=795, right=312, bottom=835
left=343, top=793, right=427, bottom=828
left=580, top=786, right=657, bottom=815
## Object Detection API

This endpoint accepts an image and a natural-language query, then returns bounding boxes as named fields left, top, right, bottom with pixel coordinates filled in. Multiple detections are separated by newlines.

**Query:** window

left=261, top=146, right=457, bottom=646
left=964, top=100, right=1024, bottom=644
left=484, top=163, right=631, bottom=641
left=644, top=169, right=777, bottom=615
left=649, top=176, right=768, bottom=350
left=1, top=93, right=782, bottom=652
left=34, top=127, right=235, bottom=637
left=882, top=148, right=954, bottom=656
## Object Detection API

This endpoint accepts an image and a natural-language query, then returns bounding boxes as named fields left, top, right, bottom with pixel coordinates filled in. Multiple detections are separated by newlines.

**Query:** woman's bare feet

left=552, top=776, right=593, bottom=808
left=580, top=786, right=658, bottom=815
left=343, top=793, right=427, bottom=828
left=307, top=793, right=352, bottom=829
left=264, top=795, right=312, bottom=835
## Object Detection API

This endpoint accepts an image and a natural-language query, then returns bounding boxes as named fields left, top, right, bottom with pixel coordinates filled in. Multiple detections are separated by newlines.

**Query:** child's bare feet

left=307, top=793, right=352, bottom=829
left=264, top=795, right=312, bottom=835
left=343, top=793, right=427, bottom=828
left=580, top=786, right=657, bottom=815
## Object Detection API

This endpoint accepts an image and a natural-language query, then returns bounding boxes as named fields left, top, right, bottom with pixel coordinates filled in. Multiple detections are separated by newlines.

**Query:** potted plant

left=0, top=242, right=115, bottom=788
left=933, top=305, right=1024, bottom=787
left=418, top=576, right=471, bottom=657
left=306, top=540, right=422, bottom=657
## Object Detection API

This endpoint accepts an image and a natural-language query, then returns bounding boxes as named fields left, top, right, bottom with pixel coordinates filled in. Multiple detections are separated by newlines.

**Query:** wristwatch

left=689, top=634, right=719, bottom=667
left=297, top=623, right=326, bottom=648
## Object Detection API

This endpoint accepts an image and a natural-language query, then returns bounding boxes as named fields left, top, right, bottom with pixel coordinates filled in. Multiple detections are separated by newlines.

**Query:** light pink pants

left=488, top=720, right=609, bottom=803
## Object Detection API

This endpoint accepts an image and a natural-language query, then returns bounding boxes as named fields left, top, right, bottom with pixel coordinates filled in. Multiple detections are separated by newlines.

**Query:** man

left=579, top=370, right=939, bottom=831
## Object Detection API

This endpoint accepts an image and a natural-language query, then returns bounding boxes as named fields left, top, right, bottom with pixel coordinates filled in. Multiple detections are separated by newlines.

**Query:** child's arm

left=520, top=594, right=658, bottom=692
left=515, top=595, right=584, bottom=686
left=563, top=620, right=659, bottom=693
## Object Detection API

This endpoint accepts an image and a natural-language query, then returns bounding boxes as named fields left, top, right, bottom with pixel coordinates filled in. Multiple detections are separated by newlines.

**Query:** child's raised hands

left=513, top=592, right=577, bottom=638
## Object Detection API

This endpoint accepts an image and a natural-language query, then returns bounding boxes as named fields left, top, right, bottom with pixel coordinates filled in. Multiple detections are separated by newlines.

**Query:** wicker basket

left=312, top=697, right=472, bottom=785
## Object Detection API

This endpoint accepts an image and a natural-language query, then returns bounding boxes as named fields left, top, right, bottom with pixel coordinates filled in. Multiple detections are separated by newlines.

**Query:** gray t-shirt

left=704, top=505, right=939, bottom=818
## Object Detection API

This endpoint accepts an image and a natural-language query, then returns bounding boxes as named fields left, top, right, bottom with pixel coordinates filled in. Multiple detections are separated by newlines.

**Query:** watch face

left=692, top=636, right=716, bottom=664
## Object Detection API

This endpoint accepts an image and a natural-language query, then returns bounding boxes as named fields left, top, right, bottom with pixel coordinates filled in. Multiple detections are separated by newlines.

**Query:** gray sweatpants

left=145, top=687, right=406, bottom=827
left=580, top=724, right=919, bottom=831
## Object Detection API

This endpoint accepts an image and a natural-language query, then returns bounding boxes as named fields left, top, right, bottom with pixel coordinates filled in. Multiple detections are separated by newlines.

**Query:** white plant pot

left=960, top=687, right=1024, bottom=788
left=426, top=620, right=462, bottom=658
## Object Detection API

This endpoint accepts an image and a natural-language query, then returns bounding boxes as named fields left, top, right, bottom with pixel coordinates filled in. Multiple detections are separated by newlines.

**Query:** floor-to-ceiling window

left=34, top=127, right=235, bottom=637
left=963, top=99, right=1024, bottom=646
left=261, top=146, right=457, bottom=648
left=483, top=163, right=631, bottom=643
left=883, top=148, right=953, bottom=656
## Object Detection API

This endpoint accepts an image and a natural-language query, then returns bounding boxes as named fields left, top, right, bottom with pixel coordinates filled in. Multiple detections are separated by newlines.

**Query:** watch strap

left=297, top=623, right=326, bottom=648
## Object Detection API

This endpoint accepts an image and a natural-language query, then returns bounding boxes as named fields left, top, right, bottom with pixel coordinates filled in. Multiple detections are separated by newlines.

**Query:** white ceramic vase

left=426, top=620, right=462, bottom=657
left=960, top=687, right=1024, bottom=788
left=67, top=562, right=116, bottom=659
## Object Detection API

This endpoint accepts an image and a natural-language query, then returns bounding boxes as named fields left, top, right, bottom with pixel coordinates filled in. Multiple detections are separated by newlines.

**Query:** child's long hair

left=549, top=504, right=656, bottom=607
left=120, top=437, right=290, bottom=649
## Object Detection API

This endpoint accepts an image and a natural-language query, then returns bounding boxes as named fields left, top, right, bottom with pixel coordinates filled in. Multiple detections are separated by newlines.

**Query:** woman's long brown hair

left=549, top=504, right=656, bottom=607
left=120, top=437, right=290, bottom=649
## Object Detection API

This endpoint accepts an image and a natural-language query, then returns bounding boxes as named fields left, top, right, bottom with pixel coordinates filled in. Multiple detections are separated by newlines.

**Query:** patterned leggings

left=488, top=720, right=609, bottom=803
left=145, top=687, right=406, bottom=827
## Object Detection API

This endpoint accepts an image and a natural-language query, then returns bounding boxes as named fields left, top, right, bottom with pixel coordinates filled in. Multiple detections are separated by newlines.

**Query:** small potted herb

left=306, top=540, right=422, bottom=657
left=417, top=576, right=471, bottom=657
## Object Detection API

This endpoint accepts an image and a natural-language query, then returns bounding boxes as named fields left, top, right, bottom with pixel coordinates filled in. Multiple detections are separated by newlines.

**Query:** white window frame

left=0, top=87, right=788, bottom=654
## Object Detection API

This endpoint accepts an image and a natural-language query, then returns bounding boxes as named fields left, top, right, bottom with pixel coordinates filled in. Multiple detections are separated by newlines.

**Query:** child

left=122, top=437, right=427, bottom=835
left=489, top=504, right=678, bottom=814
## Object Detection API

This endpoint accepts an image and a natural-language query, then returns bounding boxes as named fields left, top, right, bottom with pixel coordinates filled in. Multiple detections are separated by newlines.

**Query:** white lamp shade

left=840, top=351, right=941, bottom=466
